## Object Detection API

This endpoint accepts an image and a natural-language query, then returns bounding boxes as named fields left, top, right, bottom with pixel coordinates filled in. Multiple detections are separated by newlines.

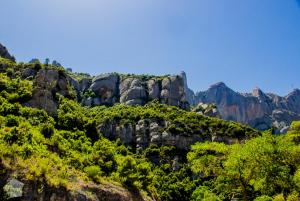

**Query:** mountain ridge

left=187, top=81, right=300, bottom=132
left=1, top=41, right=300, bottom=132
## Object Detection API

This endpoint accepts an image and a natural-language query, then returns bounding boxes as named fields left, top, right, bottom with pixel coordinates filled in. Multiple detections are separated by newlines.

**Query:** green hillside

left=0, top=58, right=300, bottom=200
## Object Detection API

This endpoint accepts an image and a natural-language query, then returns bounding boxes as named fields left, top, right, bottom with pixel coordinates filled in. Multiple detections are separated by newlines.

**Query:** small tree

left=44, top=58, right=50, bottom=66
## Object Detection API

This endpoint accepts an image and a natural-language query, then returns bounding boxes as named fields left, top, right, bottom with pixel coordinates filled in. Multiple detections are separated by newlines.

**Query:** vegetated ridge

left=0, top=43, right=300, bottom=201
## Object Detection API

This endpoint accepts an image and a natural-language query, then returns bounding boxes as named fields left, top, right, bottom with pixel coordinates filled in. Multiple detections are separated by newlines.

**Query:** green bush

left=5, top=115, right=19, bottom=127
left=84, top=165, right=102, bottom=180
left=291, top=121, right=300, bottom=132
left=254, top=196, right=273, bottom=201
left=40, top=123, right=54, bottom=138
left=191, top=186, right=220, bottom=201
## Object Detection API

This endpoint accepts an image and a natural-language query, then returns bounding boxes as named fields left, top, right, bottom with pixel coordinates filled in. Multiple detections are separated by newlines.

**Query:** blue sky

left=1, top=0, right=300, bottom=95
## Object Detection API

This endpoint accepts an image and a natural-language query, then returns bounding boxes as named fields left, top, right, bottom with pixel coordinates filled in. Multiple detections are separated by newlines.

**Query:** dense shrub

left=188, top=133, right=300, bottom=200
left=5, top=115, right=19, bottom=127
left=40, top=122, right=54, bottom=138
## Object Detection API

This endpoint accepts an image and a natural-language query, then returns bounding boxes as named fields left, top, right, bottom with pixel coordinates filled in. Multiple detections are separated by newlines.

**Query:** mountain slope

left=0, top=43, right=260, bottom=201
left=188, top=82, right=300, bottom=132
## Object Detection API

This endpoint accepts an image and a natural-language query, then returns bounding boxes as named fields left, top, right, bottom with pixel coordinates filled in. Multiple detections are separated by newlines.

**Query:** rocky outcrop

left=98, top=118, right=245, bottom=151
left=180, top=71, right=196, bottom=105
left=24, top=69, right=74, bottom=116
left=79, top=78, right=92, bottom=92
left=19, top=67, right=188, bottom=115
left=0, top=43, right=15, bottom=61
left=89, top=73, right=119, bottom=106
left=147, top=79, right=160, bottom=100
left=160, top=75, right=187, bottom=108
left=193, top=103, right=221, bottom=118
left=120, top=77, right=147, bottom=105
left=1, top=177, right=151, bottom=201
left=190, top=82, right=300, bottom=132
left=81, top=73, right=188, bottom=109
left=21, top=68, right=37, bottom=79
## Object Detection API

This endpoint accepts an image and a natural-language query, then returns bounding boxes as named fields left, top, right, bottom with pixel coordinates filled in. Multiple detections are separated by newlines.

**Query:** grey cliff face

left=23, top=68, right=189, bottom=116
left=24, top=69, right=74, bottom=116
left=98, top=118, right=244, bottom=151
left=160, top=75, right=188, bottom=109
left=90, top=73, right=119, bottom=106
left=180, top=71, right=195, bottom=105
left=80, top=73, right=188, bottom=109
left=79, top=78, right=92, bottom=92
left=147, top=79, right=160, bottom=100
left=120, top=77, right=147, bottom=105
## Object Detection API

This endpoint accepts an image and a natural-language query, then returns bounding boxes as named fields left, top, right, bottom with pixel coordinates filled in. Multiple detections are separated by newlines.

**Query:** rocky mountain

left=2, top=41, right=299, bottom=133
left=20, top=68, right=189, bottom=116
left=188, top=82, right=300, bottom=132
left=0, top=44, right=262, bottom=201
left=14, top=67, right=257, bottom=150
left=2, top=42, right=300, bottom=201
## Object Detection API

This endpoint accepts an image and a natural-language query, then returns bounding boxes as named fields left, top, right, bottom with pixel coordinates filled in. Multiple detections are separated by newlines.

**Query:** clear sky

left=1, top=0, right=300, bottom=95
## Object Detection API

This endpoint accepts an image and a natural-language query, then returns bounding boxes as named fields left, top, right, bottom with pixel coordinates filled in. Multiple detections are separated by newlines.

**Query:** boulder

left=25, top=69, right=73, bottom=116
left=78, top=73, right=189, bottom=109
left=90, top=73, right=119, bottom=105
left=115, top=124, right=134, bottom=145
left=280, top=126, right=290, bottom=134
left=193, top=103, right=221, bottom=118
left=120, top=78, right=147, bottom=105
left=136, top=119, right=150, bottom=150
left=147, top=79, right=160, bottom=100
left=3, top=178, right=24, bottom=199
left=66, top=75, right=80, bottom=92
left=79, top=78, right=92, bottom=92
left=21, top=68, right=37, bottom=79
left=160, top=76, right=186, bottom=108
left=25, top=89, right=58, bottom=116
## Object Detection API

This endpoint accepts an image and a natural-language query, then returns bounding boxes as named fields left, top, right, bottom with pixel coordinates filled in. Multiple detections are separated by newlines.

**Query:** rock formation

left=1, top=176, right=151, bottom=201
left=120, top=77, right=147, bottom=105
left=180, top=71, right=196, bottom=105
left=98, top=118, right=251, bottom=151
left=192, top=103, right=221, bottom=118
left=24, top=69, right=75, bottom=116
left=79, top=73, right=188, bottom=109
left=20, top=66, right=188, bottom=116
left=189, top=82, right=300, bottom=132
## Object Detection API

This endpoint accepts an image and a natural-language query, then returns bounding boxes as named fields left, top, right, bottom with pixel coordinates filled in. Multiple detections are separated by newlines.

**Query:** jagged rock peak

left=286, top=88, right=300, bottom=97
left=0, top=42, right=15, bottom=61
left=191, top=82, right=300, bottom=132
left=209, top=82, right=228, bottom=89
left=180, top=71, right=188, bottom=88
left=252, top=87, right=266, bottom=98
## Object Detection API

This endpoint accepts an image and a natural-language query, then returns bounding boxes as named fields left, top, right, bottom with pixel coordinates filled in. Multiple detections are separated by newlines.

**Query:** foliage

left=191, top=186, right=220, bottom=201
left=188, top=132, right=300, bottom=200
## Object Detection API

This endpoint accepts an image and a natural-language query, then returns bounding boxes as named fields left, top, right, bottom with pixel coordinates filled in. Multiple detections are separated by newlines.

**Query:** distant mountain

left=187, top=81, right=300, bottom=132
